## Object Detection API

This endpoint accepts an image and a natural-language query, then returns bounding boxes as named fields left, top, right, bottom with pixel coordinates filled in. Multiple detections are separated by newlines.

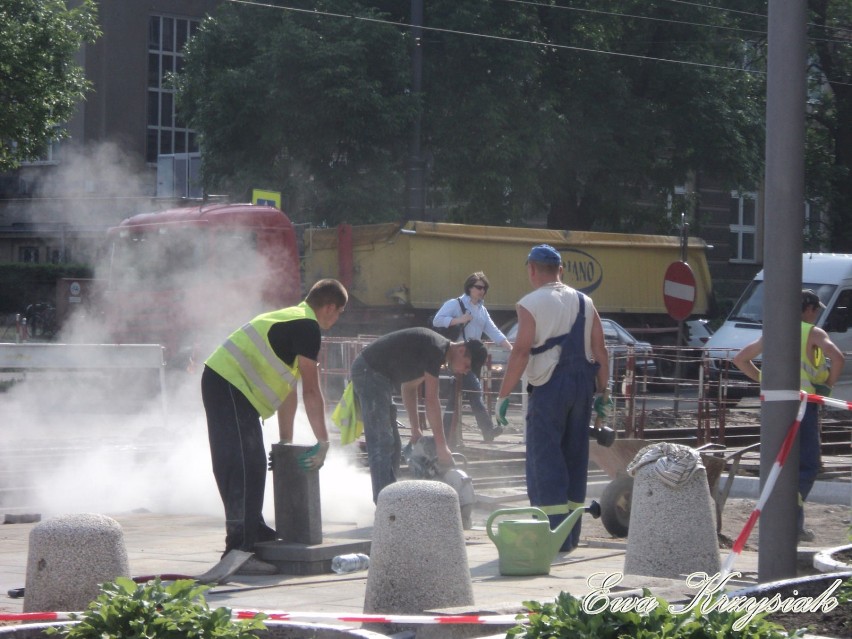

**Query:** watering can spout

left=486, top=501, right=601, bottom=576
left=547, top=506, right=587, bottom=555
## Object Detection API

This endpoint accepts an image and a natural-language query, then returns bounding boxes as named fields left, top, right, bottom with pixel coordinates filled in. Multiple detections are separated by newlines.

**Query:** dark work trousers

left=798, top=403, right=821, bottom=531
left=442, top=370, right=496, bottom=438
left=351, top=354, right=399, bottom=504
left=201, top=366, right=277, bottom=555
left=525, top=301, right=597, bottom=553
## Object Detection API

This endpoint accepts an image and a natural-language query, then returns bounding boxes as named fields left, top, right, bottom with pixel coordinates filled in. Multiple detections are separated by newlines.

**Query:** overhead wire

left=497, top=0, right=767, bottom=37
left=499, top=0, right=852, bottom=45
left=661, top=0, right=852, bottom=38
left=226, top=0, right=852, bottom=85
left=660, top=0, right=767, bottom=20
left=227, top=0, right=764, bottom=75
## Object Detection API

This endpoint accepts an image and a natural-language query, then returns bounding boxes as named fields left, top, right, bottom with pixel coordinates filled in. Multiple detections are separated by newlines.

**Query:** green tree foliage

left=808, top=0, right=852, bottom=251
left=416, top=0, right=550, bottom=224
left=532, top=0, right=766, bottom=232
left=415, top=0, right=766, bottom=230
left=175, top=1, right=847, bottom=238
left=175, top=0, right=415, bottom=226
left=0, top=0, right=100, bottom=171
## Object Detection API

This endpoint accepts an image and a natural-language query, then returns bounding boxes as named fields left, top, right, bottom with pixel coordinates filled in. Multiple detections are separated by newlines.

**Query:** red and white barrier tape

left=806, top=392, right=852, bottom=412
left=720, top=391, right=811, bottom=577
left=236, top=610, right=522, bottom=624
left=0, top=612, right=75, bottom=622
left=760, top=390, right=852, bottom=412
left=0, top=610, right=525, bottom=625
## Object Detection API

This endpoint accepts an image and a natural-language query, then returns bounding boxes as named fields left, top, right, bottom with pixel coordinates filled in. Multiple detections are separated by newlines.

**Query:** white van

left=705, top=253, right=852, bottom=402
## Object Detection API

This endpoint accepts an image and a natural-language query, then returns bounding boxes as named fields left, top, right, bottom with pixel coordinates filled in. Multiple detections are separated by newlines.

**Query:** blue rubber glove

left=494, top=396, right=510, bottom=427
left=593, top=393, right=614, bottom=420
left=813, top=384, right=832, bottom=398
left=298, top=441, right=330, bottom=471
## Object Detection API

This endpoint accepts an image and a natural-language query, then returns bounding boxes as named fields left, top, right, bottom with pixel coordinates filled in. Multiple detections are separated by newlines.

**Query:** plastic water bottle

left=331, top=553, right=370, bottom=574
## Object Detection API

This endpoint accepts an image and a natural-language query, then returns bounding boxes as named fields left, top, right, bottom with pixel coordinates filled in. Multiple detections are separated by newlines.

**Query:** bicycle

left=24, top=302, right=58, bottom=338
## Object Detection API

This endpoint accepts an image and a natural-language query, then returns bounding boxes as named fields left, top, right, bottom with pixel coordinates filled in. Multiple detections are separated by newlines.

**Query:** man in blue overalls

left=495, top=244, right=610, bottom=552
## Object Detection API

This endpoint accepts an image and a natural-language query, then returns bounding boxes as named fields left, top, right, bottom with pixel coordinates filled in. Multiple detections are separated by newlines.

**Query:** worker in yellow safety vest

left=202, top=279, right=347, bottom=574
left=733, top=289, right=845, bottom=541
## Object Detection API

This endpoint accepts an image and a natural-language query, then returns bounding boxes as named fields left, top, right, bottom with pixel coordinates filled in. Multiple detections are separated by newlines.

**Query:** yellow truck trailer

left=303, top=221, right=712, bottom=337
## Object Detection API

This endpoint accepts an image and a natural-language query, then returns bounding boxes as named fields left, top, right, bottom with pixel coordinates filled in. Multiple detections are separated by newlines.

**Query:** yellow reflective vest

left=332, top=381, right=363, bottom=445
left=205, top=303, right=316, bottom=419
left=801, top=321, right=830, bottom=393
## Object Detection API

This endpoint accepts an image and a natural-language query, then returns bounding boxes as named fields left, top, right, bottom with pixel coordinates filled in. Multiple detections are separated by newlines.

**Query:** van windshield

left=728, top=281, right=836, bottom=324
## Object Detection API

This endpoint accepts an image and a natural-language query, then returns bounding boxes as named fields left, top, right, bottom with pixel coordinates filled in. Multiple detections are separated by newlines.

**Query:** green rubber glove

left=494, top=396, right=510, bottom=427
left=298, top=441, right=330, bottom=471
left=593, top=393, right=614, bottom=420
left=813, top=384, right=832, bottom=398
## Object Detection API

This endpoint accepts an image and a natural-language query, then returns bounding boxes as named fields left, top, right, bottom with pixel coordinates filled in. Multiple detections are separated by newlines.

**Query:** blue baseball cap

left=526, top=244, right=562, bottom=265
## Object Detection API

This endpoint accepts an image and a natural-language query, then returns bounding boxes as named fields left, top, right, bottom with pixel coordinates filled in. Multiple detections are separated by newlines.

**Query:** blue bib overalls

left=525, top=295, right=598, bottom=552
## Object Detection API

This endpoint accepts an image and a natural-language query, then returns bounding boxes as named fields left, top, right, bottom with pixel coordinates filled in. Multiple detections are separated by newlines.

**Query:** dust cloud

left=0, top=360, right=375, bottom=528
left=1, top=142, right=376, bottom=531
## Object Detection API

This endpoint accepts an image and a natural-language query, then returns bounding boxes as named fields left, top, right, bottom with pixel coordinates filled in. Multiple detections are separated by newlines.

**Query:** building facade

left=0, top=0, right=221, bottom=267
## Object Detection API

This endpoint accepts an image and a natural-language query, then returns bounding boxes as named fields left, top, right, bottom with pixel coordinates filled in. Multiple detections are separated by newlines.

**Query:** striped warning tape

left=806, top=392, right=852, bottom=412
left=719, top=389, right=840, bottom=578
left=236, top=610, right=524, bottom=624
left=761, top=390, right=852, bottom=412
left=0, top=610, right=526, bottom=625
left=0, top=612, right=76, bottom=622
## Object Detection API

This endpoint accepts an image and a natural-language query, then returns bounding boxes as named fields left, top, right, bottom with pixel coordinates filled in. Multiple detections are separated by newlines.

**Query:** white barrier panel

left=0, top=343, right=168, bottom=420
left=0, top=343, right=165, bottom=370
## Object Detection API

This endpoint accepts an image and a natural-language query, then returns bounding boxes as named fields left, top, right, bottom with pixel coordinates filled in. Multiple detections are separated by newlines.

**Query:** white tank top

left=518, top=282, right=594, bottom=386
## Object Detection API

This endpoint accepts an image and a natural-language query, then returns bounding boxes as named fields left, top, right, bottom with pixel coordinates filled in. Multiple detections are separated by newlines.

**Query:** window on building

left=146, top=15, right=201, bottom=164
left=19, top=129, right=62, bottom=165
left=729, top=191, right=757, bottom=263
left=47, top=247, right=64, bottom=264
left=19, top=247, right=40, bottom=263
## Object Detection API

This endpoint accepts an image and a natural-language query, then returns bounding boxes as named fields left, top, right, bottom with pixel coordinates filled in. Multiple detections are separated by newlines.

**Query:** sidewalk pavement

left=0, top=509, right=764, bottom=631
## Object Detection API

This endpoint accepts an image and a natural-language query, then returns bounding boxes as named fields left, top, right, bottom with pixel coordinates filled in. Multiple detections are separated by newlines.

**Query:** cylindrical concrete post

left=24, top=513, right=130, bottom=612
left=624, top=445, right=720, bottom=579
left=271, top=443, right=322, bottom=545
left=363, top=481, right=474, bottom=636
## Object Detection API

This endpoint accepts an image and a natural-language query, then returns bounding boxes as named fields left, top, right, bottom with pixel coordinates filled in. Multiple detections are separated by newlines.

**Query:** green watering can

left=486, top=501, right=601, bottom=576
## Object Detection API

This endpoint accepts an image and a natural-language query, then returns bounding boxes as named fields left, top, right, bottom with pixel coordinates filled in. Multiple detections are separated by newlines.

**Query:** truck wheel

left=600, top=474, right=634, bottom=538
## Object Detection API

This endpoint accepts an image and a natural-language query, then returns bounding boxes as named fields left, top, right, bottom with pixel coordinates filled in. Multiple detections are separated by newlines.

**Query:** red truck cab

left=104, top=203, right=302, bottom=367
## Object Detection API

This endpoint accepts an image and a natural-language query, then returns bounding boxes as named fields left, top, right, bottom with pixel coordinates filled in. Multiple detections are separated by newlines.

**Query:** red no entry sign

left=663, top=261, right=696, bottom=321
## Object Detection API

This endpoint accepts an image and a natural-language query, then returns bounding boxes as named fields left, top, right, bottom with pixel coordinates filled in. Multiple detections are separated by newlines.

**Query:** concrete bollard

left=271, top=443, right=322, bottom=545
left=624, top=444, right=720, bottom=579
left=363, top=481, right=474, bottom=636
left=24, top=513, right=130, bottom=612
